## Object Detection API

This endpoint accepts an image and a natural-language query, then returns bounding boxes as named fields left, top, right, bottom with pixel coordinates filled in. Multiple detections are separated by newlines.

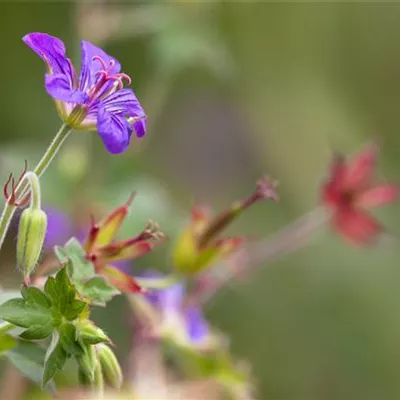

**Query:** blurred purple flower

left=44, top=206, right=131, bottom=273
left=23, top=32, right=146, bottom=154
left=44, top=207, right=75, bottom=249
left=144, top=272, right=209, bottom=345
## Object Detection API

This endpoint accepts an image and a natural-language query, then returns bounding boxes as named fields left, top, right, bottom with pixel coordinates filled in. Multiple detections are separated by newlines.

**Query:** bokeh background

left=1, top=2, right=400, bottom=399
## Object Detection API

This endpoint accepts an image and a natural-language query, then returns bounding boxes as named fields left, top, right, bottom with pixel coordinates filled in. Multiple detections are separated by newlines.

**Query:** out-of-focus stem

left=196, top=206, right=330, bottom=304
left=249, top=206, right=329, bottom=266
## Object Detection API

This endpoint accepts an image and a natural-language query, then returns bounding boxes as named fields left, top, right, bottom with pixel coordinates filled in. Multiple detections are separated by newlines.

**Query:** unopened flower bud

left=93, top=358, right=104, bottom=394
left=76, top=320, right=110, bottom=345
left=77, top=344, right=97, bottom=383
left=96, top=343, right=123, bottom=389
left=17, top=207, right=47, bottom=282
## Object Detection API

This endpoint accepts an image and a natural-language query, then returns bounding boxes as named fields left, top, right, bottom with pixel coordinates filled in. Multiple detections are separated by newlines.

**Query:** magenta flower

left=23, top=32, right=146, bottom=154
left=322, top=144, right=398, bottom=245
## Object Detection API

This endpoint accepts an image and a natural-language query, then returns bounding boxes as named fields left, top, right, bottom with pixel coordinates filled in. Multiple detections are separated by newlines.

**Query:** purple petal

left=111, top=260, right=132, bottom=273
left=184, top=305, right=209, bottom=344
left=45, top=74, right=87, bottom=103
left=93, top=89, right=147, bottom=139
left=91, top=89, right=144, bottom=116
left=23, top=33, right=76, bottom=90
left=44, top=207, right=74, bottom=250
left=159, top=283, right=185, bottom=312
left=142, top=271, right=185, bottom=311
left=96, top=103, right=131, bottom=154
left=79, top=40, right=121, bottom=93
left=132, top=116, right=147, bottom=138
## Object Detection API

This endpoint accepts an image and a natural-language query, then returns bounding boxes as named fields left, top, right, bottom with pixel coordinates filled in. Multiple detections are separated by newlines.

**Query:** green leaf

left=20, top=322, right=53, bottom=340
left=55, top=238, right=95, bottom=283
left=63, top=300, right=87, bottom=321
left=0, top=298, right=52, bottom=328
left=81, top=276, right=120, bottom=306
left=43, top=332, right=68, bottom=386
left=53, top=239, right=121, bottom=307
left=21, top=287, right=52, bottom=308
left=44, top=277, right=57, bottom=302
left=59, top=324, right=83, bottom=356
left=44, top=268, right=86, bottom=321
left=0, top=334, right=16, bottom=353
left=6, top=341, right=56, bottom=390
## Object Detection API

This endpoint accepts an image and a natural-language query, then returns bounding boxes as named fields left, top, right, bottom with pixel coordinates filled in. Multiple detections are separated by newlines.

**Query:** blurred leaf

left=0, top=334, right=16, bottom=353
left=81, top=276, right=120, bottom=307
left=43, top=331, right=68, bottom=386
left=6, top=341, right=55, bottom=389
left=55, top=239, right=119, bottom=305
left=55, top=237, right=95, bottom=282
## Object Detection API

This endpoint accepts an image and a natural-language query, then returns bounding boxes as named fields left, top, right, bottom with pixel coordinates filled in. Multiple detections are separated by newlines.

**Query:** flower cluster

left=0, top=30, right=398, bottom=400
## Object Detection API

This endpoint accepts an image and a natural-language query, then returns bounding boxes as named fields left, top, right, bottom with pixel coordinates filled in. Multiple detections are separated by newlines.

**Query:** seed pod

left=97, top=343, right=123, bottom=389
left=76, top=320, right=110, bottom=345
left=17, top=207, right=47, bottom=281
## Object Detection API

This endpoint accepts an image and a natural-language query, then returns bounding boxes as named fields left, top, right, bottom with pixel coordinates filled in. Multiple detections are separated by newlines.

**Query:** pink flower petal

left=322, top=155, right=347, bottom=207
left=343, top=144, right=377, bottom=191
left=356, top=185, right=399, bottom=208
left=333, top=208, right=380, bottom=245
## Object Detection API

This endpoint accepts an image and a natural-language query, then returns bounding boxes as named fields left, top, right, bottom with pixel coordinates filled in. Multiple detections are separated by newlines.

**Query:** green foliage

left=6, top=341, right=54, bottom=389
left=0, top=334, right=16, bottom=353
left=43, top=331, right=67, bottom=386
left=55, top=238, right=120, bottom=306
left=0, top=267, right=113, bottom=387
left=0, top=269, right=86, bottom=340
left=163, top=338, right=250, bottom=396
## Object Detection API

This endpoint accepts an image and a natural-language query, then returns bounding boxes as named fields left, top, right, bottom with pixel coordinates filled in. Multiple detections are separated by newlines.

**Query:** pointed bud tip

left=256, top=176, right=279, bottom=201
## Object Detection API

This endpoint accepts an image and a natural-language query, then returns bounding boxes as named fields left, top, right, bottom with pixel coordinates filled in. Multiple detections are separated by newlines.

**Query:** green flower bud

left=76, top=344, right=97, bottom=383
left=78, top=359, right=104, bottom=394
left=97, top=343, right=123, bottom=390
left=76, top=320, right=110, bottom=345
left=93, top=358, right=104, bottom=394
left=17, top=207, right=47, bottom=281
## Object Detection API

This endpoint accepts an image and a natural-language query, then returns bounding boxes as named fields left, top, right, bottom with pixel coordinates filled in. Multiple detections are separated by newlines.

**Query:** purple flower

left=23, top=32, right=146, bottom=154
left=44, top=207, right=75, bottom=249
left=143, top=272, right=209, bottom=345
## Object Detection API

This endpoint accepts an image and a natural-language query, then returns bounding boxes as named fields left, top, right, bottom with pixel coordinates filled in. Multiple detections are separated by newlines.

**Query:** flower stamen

left=3, top=161, right=30, bottom=207
left=89, top=55, right=132, bottom=102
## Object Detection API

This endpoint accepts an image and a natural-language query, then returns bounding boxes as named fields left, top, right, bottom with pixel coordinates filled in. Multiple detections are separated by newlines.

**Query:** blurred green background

left=2, top=1, right=400, bottom=399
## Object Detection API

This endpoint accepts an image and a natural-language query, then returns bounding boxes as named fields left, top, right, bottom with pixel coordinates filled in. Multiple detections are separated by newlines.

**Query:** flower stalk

left=193, top=207, right=330, bottom=304
left=0, top=123, right=71, bottom=252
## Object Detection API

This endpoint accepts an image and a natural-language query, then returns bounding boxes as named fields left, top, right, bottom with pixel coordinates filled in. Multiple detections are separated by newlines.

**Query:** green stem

left=33, top=123, right=71, bottom=177
left=135, top=274, right=182, bottom=290
left=0, top=322, right=14, bottom=335
left=21, top=172, right=41, bottom=210
left=0, top=204, right=16, bottom=253
left=0, top=123, right=71, bottom=251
